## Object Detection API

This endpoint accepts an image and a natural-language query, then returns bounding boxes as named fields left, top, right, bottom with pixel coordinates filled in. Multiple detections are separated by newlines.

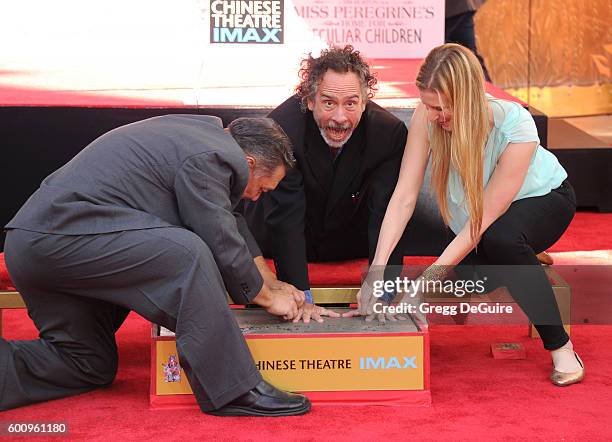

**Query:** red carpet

left=2, top=211, right=612, bottom=440
left=2, top=311, right=611, bottom=440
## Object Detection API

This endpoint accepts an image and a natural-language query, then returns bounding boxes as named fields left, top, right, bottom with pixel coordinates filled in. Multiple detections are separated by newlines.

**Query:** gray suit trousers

left=1, top=227, right=262, bottom=411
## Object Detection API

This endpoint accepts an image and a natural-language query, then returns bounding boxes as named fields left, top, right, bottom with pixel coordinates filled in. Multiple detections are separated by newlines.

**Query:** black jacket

left=243, top=96, right=407, bottom=290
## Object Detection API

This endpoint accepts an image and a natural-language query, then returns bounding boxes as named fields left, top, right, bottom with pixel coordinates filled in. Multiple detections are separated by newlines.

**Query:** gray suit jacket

left=6, top=114, right=263, bottom=304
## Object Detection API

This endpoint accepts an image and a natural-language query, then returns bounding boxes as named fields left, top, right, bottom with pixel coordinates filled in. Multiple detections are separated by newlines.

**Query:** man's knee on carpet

left=63, top=348, right=119, bottom=387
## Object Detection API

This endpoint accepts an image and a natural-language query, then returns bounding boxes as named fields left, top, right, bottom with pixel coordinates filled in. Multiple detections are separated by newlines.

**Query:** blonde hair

left=415, top=43, right=490, bottom=244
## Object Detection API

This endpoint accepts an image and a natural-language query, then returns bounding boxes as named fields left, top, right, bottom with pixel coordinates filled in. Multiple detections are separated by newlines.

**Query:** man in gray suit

left=2, top=115, right=311, bottom=416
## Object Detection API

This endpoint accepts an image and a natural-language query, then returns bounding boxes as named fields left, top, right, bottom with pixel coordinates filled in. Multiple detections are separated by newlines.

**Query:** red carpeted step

left=0, top=252, right=435, bottom=290
left=2, top=210, right=609, bottom=290
left=549, top=212, right=612, bottom=252
left=0, top=251, right=437, bottom=291
left=0, top=252, right=15, bottom=291
left=265, top=256, right=437, bottom=286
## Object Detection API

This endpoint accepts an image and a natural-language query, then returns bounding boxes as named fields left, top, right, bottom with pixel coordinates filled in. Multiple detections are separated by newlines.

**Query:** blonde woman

left=352, top=44, right=584, bottom=386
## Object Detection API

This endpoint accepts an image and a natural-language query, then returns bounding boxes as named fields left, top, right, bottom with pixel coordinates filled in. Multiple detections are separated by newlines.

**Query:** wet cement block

left=152, top=308, right=430, bottom=407
left=235, top=308, right=421, bottom=335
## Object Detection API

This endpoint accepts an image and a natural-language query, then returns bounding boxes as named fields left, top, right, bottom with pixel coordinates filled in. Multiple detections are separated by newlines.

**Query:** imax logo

left=359, top=356, right=418, bottom=370
left=212, top=27, right=281, bottom=43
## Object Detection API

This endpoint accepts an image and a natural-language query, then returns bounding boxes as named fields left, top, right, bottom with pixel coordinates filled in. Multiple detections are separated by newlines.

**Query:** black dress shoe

left=206, top=381, right=311, bottom=417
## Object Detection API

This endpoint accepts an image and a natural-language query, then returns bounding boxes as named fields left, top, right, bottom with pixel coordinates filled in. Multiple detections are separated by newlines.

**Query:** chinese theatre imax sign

left=210, top=0, right=284, bottom=43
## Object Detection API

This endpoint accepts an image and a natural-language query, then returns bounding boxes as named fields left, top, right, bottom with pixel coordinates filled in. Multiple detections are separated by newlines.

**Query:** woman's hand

left=342, top=269, right=407, bottom=323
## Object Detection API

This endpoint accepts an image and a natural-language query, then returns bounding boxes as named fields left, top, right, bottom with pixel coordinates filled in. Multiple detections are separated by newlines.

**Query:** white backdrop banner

left=291, top=0, right=444, bottom=58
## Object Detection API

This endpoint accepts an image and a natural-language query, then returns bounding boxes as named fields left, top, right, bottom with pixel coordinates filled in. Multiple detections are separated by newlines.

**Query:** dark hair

left=295, top=45, right=378, bottom=111
left=228, top=117, right=295, bottom=175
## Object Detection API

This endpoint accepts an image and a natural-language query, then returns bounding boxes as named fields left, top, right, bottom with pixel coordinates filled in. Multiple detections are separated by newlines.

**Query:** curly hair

left=295, top=45, right=378, bottom=111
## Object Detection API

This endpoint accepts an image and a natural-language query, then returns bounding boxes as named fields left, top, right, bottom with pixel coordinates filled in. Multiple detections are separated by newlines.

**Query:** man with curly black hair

left=241, top=46, right=435, bottom=322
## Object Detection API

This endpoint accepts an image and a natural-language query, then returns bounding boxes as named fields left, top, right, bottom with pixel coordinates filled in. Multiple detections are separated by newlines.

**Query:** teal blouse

left=442, top=97, right=567, bottom=234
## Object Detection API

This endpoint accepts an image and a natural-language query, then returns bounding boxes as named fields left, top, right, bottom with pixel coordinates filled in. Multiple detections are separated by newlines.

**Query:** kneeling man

left=2, top=115, right=310, bottom=416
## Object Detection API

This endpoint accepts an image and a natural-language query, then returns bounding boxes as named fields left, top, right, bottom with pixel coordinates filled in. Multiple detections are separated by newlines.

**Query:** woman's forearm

left=435, top=226, right=475, bottom=266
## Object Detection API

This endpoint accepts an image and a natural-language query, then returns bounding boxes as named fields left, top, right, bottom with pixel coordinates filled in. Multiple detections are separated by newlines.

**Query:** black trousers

left=244, top=188, right=448, bottom=264
left=446, top=11, right=491, bottom=81
left=1, top=227, right=261, bottom=411
left=452, top=181, right=576, bottom=350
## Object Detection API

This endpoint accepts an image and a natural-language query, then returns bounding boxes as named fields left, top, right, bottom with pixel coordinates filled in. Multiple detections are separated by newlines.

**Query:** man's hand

left=252, top=285, right=299, bottom=320
left=266, top=292, right=300, bottom=320
left=253, top=256, right=305, bottom=307
left=292, top=303, right=340, bottom=323
left=268, top=279, right=305, bottom=308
